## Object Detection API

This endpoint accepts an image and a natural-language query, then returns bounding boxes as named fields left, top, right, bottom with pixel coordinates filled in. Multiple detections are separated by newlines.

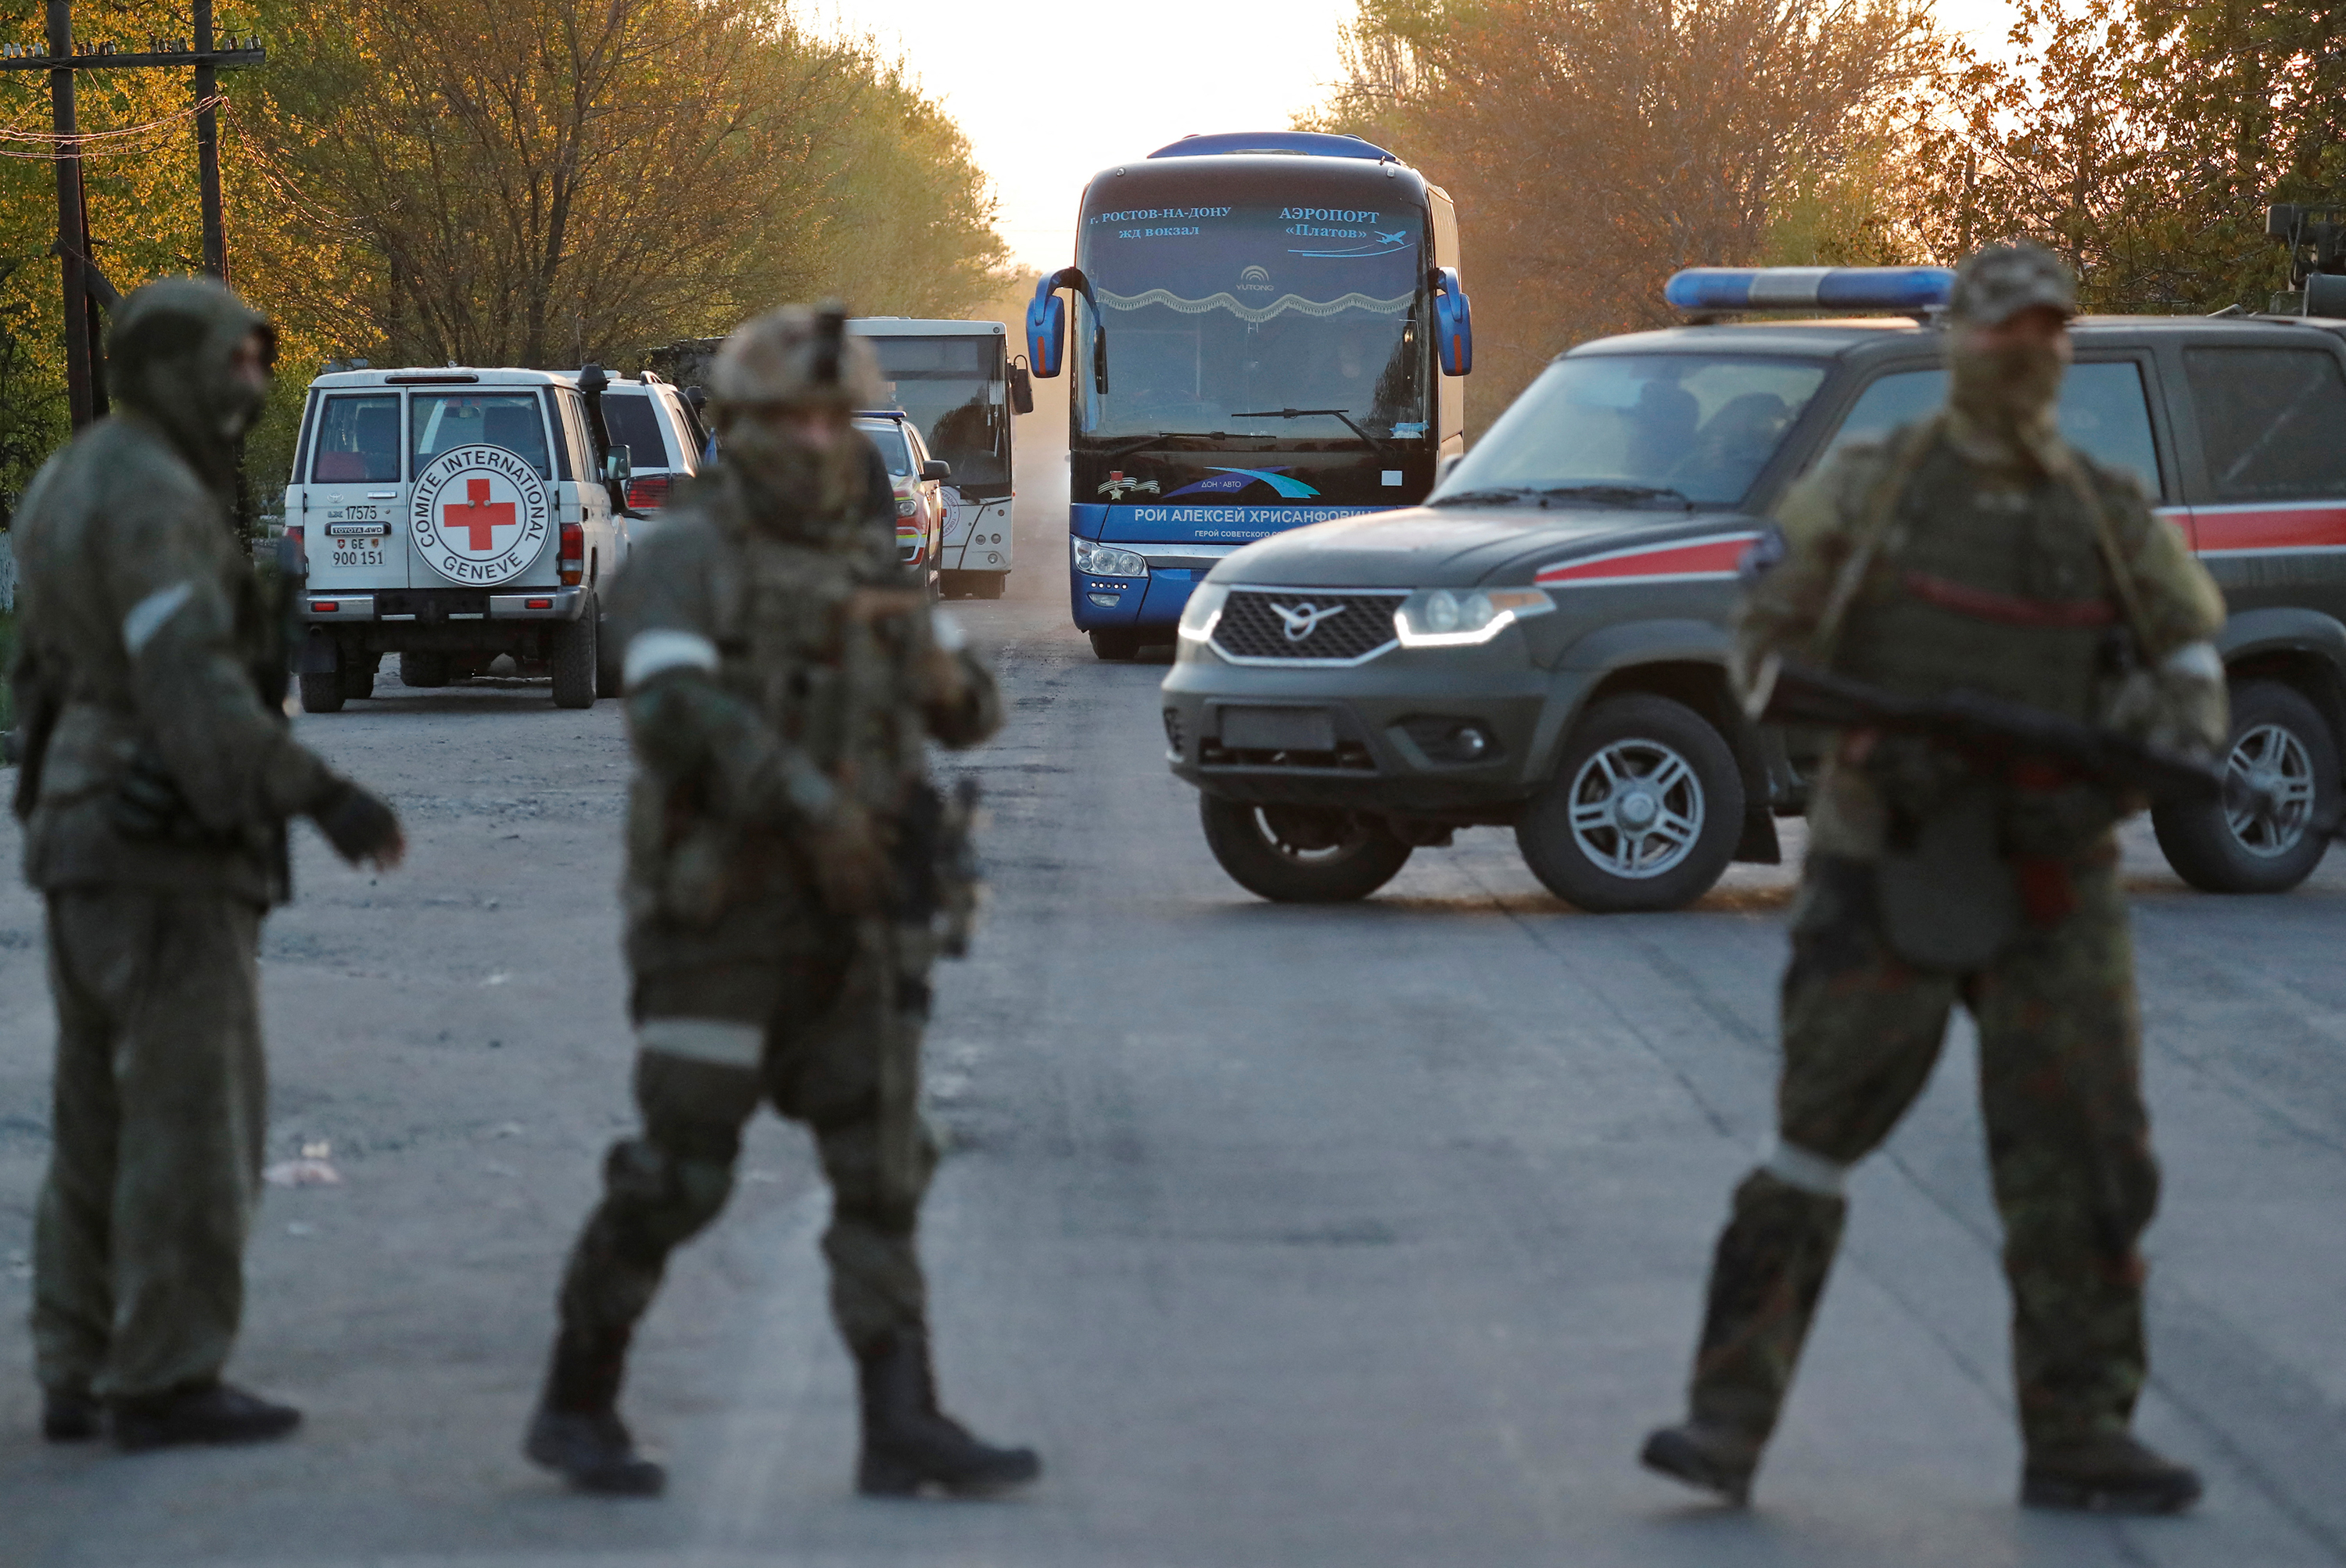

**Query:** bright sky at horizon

left=806, top=0, right=2023, bottom=273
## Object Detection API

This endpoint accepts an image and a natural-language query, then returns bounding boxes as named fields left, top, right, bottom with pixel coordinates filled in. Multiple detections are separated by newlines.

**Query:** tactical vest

left=716, top=521, right=931, bottom=816
left=1832, top=440, right=2118, bottom=725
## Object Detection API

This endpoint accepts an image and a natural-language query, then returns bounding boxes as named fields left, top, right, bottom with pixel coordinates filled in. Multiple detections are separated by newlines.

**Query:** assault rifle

left=1754, top=658, right=2226, bottom=808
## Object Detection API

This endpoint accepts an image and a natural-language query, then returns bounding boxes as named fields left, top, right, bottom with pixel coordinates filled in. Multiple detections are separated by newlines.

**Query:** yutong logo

left=1237, top=265, right=1272, bottom=294
left=1272, top=601, right=1347, bottom=641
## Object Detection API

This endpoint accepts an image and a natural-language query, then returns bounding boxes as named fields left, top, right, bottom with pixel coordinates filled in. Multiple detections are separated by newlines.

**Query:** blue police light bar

left=1664, top=266, right=1956, bottom=314
left=1148, top=131, right=1397, bottom=161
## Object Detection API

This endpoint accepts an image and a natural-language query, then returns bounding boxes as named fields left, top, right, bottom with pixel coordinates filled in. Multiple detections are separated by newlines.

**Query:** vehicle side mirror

left=921, top=458, right=951, bottom=483
left=1433, top=267, right=1474, bottom=376
left=1009, top=357, right=1035, bottom=414
left=1027, top=286, right=1066, bottom=379
left=604, top=445, right=633, bottom=483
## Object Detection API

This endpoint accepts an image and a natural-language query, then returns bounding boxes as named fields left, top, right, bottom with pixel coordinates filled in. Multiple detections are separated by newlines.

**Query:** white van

left=285, top=366, right=629, bottom=711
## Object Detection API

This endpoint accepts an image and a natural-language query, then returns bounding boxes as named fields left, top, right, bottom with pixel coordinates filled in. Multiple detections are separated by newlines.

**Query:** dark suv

left=1162, top=270, right=2346, bottom=909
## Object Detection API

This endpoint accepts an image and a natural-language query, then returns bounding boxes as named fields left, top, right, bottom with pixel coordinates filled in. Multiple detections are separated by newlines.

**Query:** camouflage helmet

left=708, top=303, right=881, bottom=414
left=1947, top=242, right=2078, bottom=326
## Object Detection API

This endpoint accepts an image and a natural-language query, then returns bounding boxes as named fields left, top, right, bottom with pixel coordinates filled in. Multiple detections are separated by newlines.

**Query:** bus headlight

left=1073, top=536, right=1150, bottom=577
left=1178, top=582, right=1230, bottom=643
left=1394, top=587, right=1554, bottom=647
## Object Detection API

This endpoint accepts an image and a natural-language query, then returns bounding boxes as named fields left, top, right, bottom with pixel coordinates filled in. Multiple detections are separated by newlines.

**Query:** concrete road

left=5, top=431, right=2346, bottom=1566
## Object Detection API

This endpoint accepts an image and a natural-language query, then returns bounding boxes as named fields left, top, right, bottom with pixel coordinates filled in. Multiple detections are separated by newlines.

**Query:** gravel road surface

left=4, top=417, right=2346, bottom=1567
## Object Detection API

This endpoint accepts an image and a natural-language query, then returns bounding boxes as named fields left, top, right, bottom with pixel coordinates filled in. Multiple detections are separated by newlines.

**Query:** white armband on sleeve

left=2161, top=640, right=2222, bottom=682
left=121, top=581, right=195, bottom=657
left=622, top=629, right=719, bottom=691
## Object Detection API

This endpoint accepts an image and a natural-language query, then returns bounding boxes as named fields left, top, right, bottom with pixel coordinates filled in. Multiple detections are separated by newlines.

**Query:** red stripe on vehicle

left=1537, top=531, right=1760, bottom=586
left=2190, top=503, right=2346, bottom=555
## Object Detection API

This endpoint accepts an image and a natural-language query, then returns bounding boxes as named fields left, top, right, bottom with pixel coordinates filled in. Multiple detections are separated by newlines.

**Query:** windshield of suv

left=1436, top=353, right=1828, bottom=507
left=857, top=421, right=914, bottom=478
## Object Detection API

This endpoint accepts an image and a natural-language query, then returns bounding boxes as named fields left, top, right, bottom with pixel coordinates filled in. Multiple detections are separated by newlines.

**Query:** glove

left=808, top=797, right=887, bottom=916
left=314, top=780, right=406, bottom=870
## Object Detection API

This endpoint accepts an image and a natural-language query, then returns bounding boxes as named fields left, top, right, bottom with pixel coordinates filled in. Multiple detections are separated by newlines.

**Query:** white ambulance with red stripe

left=1163, top=266, right=2346, bottom=909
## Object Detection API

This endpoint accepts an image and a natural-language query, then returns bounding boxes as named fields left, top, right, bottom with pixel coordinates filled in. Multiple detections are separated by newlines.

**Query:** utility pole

left=194, top=0, right=223, bottom=281
left=44, top=0, right=88, bottom=429
left=2, top=3, right=265, bottom=429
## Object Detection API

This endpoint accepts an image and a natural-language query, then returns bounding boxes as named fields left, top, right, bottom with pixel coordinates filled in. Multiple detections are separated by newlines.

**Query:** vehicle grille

left=1210, top=589, right=1404, bottom=663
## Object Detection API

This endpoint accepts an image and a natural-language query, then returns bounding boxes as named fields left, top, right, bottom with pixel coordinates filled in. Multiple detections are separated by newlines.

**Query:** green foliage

left=0, top=0, right=1010, bottom=517
left=1309, top=0, right=1942, bottom=434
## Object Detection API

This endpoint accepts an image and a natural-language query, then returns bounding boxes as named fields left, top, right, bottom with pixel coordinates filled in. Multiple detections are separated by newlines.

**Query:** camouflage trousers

left=33, top=888, right=267, bottom=1402
left=557, top=921, right=938, bottom=1359
left=1687, top=849, right=2158, bottom=1450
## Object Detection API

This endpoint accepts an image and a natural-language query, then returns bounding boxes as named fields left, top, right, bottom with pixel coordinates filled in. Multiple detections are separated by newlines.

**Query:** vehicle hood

left=1207, top=504, right=1770, bottom=588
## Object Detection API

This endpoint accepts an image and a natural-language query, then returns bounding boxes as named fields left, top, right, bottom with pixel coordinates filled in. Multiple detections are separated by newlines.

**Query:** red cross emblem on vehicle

left=443, top=477, right=515, bottom=552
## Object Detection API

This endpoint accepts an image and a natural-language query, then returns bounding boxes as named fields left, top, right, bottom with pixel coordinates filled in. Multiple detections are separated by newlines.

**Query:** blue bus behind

left=1028, top=130, right=1473, bottom=660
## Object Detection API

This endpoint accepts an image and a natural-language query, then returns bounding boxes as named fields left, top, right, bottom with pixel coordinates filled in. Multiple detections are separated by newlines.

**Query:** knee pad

left=600, top=1136, right=737, bottom=1251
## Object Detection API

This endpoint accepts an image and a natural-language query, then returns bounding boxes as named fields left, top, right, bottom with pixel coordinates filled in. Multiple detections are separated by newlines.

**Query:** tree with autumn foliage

left=1310, top=0, right=1942, bottom=429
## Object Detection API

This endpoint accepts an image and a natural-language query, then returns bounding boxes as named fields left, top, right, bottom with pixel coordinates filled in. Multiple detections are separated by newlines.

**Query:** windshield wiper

left=1532, top=484, right=1695, bottom=510
left=1429, top=486, right=1540, bottom=508
left=1093, top=431, right=1229, bottom=463
left=1229, top=407, right=1395, bottom=462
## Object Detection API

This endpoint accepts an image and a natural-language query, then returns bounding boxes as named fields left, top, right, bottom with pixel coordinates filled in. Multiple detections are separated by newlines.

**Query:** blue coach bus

left=1028, top=131, right=1473, bottom=660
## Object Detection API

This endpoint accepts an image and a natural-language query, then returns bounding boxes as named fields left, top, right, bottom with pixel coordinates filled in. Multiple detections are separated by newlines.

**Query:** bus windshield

left=864, top=334, right=1010, bottom=493
left=1075, top=201, right=1428, bottom=443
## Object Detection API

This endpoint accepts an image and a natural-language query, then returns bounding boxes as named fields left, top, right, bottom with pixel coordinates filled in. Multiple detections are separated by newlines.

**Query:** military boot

left=41, top=1386, right=100, bottom=1442
left=2022, top=1433, right=2201, bottom=1513
left=855, top=1326, right=1040, bottom=1497
left=1639, top=1419, right=1763, bottom=1505
left=111, top=1381, right=301, bottom=1451
left=522, top=1328, right=665, bottom=1497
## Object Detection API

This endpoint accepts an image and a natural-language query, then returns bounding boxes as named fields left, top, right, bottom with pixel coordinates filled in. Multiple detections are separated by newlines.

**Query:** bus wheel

left=975, top=573, right=1007, bottom=600
left=1199, top=795, right=1412, bottom=902
left=1515, top=694, right=1743, bottom=912
left=400, top=651, right=451, bottom=689
left=1090, top=630, right=1139, bottom=662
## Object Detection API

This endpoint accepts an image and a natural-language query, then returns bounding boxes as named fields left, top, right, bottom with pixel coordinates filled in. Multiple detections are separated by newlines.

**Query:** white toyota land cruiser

left=285, top=364, right=636, bottom=712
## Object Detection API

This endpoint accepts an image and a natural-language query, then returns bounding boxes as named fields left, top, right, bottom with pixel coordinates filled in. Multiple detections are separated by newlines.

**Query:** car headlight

left=1178, top=582, right=1231, bottom=643
left=1393, top=587, right=1555, bottom=647
left=1073, top=536, right=1150, bottom=577
left=896, top=496, right=919, bottom=518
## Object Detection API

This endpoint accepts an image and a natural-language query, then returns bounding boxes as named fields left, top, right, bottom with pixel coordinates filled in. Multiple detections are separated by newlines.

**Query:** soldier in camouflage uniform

left=1640, top=245, right=2226, bottom=1513
left=524, top=306, right=1036, bottom=1499
left=13, top=277, right=406, bottom=1451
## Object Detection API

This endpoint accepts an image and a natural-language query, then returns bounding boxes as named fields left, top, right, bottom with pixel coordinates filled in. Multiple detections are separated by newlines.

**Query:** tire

left=400, top=651, right=451, bottom=689
left=551, top=610, right=598, bottom=709
left=976, top=572, right=1007, bottom=600
left=2153, top=679, right=2337, bottom=893
left=594, top=607, right=622, bottom=698
left=338, top=652, right=377, bottom=700
left=1515, top=693, right=1745, bottom=913
left=298, top=671, right=345, bottom=714
left=1091, top=630, right=1139, bottom=662
left=1198, top=795, right=1414, bottom=902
